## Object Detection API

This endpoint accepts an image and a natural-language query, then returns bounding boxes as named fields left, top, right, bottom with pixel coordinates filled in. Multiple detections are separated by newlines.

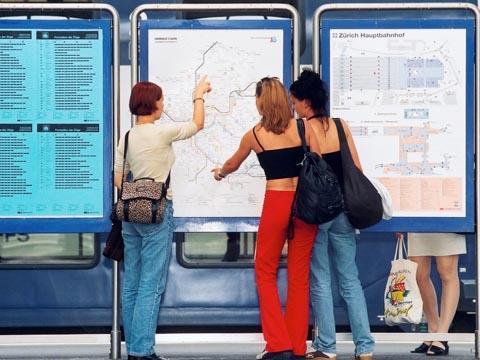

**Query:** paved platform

left=0, top=343, right=476, bottom=359
left=0, top=334, right=475, bottom=359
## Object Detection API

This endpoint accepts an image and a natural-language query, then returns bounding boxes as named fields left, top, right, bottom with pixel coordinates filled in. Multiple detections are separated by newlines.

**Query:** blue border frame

left=321, top=18, right=475, bottom=232
left=139, top=19, right=292, bottom=231
left=0, top=19, right=112, bottom=233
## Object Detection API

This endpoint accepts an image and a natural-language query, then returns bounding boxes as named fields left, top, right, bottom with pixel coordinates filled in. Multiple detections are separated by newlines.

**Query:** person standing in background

left=408, top=232, right=466, bottom=356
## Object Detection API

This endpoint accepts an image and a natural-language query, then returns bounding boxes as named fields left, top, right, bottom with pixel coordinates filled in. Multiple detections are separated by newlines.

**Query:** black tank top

left=253, top=127, right=305, bottom=180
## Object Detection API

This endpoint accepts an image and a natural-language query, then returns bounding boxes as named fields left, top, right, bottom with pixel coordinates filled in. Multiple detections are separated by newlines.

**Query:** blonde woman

left=212, top=77, right=319, bottom=360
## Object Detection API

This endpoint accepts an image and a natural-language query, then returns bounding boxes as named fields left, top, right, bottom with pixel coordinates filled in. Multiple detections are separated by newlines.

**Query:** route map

left=329, top=28, right=466, bottom=217
left=146, top=26, right=285, bottom=217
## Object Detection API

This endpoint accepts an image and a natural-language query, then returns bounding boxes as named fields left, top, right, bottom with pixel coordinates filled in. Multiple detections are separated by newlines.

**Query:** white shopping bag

left=384, top=234, right=423, bottom=325
left=367, top=176, right=393, bottom=220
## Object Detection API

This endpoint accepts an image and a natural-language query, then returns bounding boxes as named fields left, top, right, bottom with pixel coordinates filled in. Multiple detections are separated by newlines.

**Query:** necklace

left=306, top=114, right=323, bottom=121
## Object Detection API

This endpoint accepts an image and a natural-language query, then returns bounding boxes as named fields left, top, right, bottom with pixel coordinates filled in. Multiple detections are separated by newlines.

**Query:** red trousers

left=255, top=190, right=317, bottom=356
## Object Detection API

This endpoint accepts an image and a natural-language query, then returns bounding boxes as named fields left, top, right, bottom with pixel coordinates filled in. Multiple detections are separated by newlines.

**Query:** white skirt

left=407, top=233, right=466, bottom=257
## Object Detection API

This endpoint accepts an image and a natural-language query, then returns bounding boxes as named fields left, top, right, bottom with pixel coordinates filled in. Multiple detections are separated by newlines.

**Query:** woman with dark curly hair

left=290, top=70, right=374, bottom=360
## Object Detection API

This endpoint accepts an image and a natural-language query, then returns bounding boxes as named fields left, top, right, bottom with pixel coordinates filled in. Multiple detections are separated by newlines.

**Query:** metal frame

left=130, top=3, right=301, bottom=99
left=313, top=2, right=480, bottom=357
left=0, top=3, right=120, bottom=359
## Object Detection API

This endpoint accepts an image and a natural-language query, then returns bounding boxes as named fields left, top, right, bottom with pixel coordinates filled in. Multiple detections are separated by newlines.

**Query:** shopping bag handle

left=394, top=232, right=408, bottom=260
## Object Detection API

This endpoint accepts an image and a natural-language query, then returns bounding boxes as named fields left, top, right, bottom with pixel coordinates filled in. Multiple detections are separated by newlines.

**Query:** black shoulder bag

left=333, top=118, right=383, bottom=229
left=102, top=211, right=124, bottom=262
left=102, top=132, right=132, bottom=262
left=288, top=119, right=344, bottom=239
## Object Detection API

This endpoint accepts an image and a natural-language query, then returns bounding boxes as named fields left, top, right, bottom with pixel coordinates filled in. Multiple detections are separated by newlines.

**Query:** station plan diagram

left=329, top=28, right=466, bottom=217
left=147, top=25, right=285, bottom=217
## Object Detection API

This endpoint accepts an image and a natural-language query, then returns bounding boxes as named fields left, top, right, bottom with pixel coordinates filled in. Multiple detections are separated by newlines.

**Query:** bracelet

left=193, top=97, right=205, bottom=103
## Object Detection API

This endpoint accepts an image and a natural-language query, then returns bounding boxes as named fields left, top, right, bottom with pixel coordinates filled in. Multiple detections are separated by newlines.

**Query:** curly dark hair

left=289, top=70, right=329, bottom=118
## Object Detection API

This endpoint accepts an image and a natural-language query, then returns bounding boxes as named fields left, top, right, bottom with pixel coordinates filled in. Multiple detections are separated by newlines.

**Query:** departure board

left=0, top=20, right=112, bottom=233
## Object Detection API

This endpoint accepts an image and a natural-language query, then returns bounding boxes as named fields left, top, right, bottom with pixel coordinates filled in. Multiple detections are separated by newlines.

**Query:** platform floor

left=0, top=342, right=475, bottom=359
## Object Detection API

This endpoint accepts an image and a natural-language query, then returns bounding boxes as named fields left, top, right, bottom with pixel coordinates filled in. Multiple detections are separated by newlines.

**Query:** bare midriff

left=265, top=177, right=298, bottom=191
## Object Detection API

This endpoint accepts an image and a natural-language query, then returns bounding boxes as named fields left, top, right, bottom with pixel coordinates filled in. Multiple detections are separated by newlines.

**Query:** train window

left=177, top=232, right=288, bottom=268
left=0, top=233, right=97, bottom=267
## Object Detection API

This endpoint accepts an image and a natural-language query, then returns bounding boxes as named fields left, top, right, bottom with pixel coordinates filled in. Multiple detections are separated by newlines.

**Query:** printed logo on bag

left=385, top=270, right=413, bottom=317
left=386, top=272, right=409, bottom=305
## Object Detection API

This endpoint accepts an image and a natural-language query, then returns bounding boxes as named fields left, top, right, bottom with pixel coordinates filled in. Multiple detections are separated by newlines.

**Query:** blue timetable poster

left=0, top=20, right=112, bottom=233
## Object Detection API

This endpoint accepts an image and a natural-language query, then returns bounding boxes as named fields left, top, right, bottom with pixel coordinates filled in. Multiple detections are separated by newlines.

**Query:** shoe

left=128, top=354, right=167, bottom=360
left=256, top=350, right=295, bottom=359
left=305, top=350, right=336, bottom=359
left=411, top=342, right=431, bottom=354
left=426, top=341, right=449, bottom=356
left=354, top=354, right=373, bottom=360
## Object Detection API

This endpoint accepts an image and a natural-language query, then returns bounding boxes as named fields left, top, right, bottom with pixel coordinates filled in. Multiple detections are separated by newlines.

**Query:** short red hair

left=129, top=81, right=163, bottom=116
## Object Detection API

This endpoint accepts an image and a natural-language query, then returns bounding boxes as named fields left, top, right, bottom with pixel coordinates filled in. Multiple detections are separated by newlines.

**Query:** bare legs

left=436, top=255, right=460, bottom=333
left=410, top=255, right=460, bottom=349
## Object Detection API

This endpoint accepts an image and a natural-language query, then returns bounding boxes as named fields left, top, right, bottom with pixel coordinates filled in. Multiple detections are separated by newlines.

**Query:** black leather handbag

left=102, top=212, right=124, bottom=261
left=288, top=119, right=344, bottom=239
left=333, top=118, right=383, bottom=229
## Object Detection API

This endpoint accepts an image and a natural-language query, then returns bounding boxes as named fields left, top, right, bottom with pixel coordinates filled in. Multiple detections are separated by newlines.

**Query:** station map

left=147, top=26, right=285, bottom=217
left=329, top=28, right=466, bottom=217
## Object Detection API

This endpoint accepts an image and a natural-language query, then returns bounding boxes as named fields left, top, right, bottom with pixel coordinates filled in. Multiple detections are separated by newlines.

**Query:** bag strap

left=296, top=118, right=308, bottom=154
left=333, top=118, right=355, bottom=165
left=286, top=119, right=308, bottom=240
left=165, top=172, right=171, bottom=189
left=161, top=172, right=171, bottom=199
left=333, top=117, right=347, bottom=144
left=394, top=233, right=408, bottom=260
left=119, top=130, right=130, bottom=198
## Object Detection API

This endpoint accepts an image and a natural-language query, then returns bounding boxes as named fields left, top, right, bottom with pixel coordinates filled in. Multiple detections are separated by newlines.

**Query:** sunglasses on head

left=260, top=76, right=280, bottom=82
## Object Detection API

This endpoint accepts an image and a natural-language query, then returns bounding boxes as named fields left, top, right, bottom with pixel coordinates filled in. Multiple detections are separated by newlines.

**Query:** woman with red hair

left=114, top=76, right=211, bottom=360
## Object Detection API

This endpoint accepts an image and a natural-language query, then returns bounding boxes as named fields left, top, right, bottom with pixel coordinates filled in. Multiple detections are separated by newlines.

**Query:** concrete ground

left=0, top=342, right=475, bottom=359
left=0, top=334, right=475, bottom=360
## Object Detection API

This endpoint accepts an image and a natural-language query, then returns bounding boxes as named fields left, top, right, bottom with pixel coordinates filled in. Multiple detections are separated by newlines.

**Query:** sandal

left=410, top=342, right=432, bottom=354
left=426, top=341, right=449, bottom=356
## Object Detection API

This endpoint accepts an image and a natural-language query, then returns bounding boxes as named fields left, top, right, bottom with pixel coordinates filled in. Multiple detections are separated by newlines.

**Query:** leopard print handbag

left=114, top=130, right=171, bottom=224
left=115, top=177, right=169, bottom=224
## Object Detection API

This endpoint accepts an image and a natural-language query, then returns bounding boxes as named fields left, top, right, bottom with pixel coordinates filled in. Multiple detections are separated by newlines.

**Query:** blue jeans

left=310, top=212, right=374, bottom=356
left=121, top=201, right=173, bottom=356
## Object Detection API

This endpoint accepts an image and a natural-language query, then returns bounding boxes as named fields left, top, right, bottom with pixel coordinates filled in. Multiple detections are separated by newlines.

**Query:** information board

left=321, top=19, right=474, bottom=232
left=0, top=20, right=112, bottom=233
left=140, top=20, right=291, bottom=231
